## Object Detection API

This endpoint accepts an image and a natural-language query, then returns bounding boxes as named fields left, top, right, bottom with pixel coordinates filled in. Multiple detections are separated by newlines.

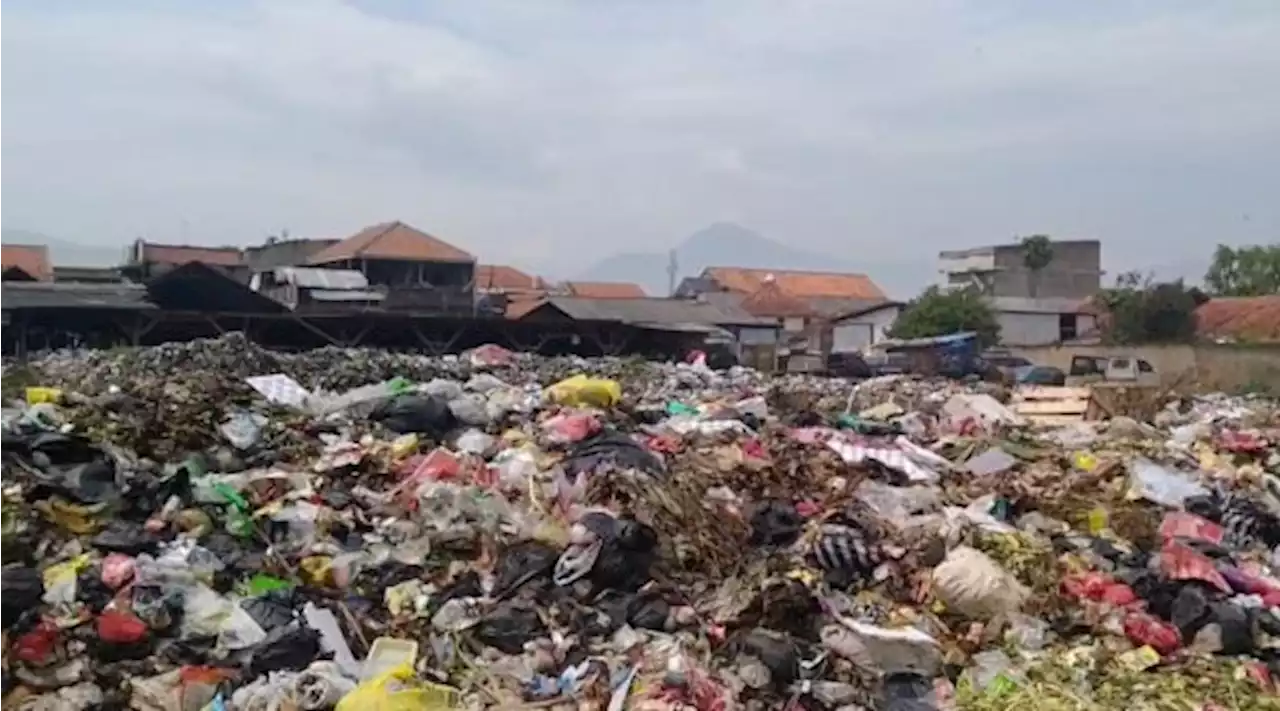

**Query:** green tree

left=889, top=287, right=1001, bottom=346
left=1020, top=234, right=1055, bottom=298
left=1204, top=244, right=1280, bottom=296
left=1098, top=272, right=1201, bottom=344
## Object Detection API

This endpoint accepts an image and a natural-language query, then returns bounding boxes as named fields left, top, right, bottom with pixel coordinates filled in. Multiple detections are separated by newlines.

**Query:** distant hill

left=578, top=222, right=867, bottom=296
left=2, top=229, right=126, bottom=267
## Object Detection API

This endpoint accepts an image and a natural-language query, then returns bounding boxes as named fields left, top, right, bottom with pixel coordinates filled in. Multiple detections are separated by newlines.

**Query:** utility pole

left=666, top=249, right=678, bottom=297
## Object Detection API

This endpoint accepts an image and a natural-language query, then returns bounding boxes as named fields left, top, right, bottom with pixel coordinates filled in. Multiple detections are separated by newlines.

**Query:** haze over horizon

left=3, top=1, right=1277, bottom=294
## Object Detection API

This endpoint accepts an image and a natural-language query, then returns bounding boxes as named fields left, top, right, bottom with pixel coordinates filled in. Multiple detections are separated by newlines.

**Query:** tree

left=1020, top=234, right=1055, bottom=298
left=1204, top=244, right=1280, bottom=297
left=889, top=287, right=1000, bottom=346
left=1098, top=272, right=1201, bottom=344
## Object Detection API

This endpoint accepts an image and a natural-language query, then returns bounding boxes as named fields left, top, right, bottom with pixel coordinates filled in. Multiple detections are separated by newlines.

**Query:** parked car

left=1068, top=355, right=1159, bottom=387
left=826, top=351, right=872, bottom=378
left=863, top=351, right=911, bottom=376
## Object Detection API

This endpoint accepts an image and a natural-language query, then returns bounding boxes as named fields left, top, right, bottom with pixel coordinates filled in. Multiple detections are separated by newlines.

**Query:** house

left=1194, top=296, right=1280, bottom=343
left=475, top=265, right=547, bottom=295
left=250, top=266, right=385, bottom=310
left=988, top=297, right=1097, bottom=346
left=307, top=221, right=477, bottom=315
left=515, top=295, right=780, bottom=367
left=562, top=281, right=647, bottom=299
left=829, top=301, right=905, bottom=352
left=126, top=240, right=246, bottom=280
left=1, top=244, right=52, bottom=281
left=244, top=238, right=339, bottom=272
left=676, top=266, right=887, bottom=317
left=939, top=239, right=1102, bottom=299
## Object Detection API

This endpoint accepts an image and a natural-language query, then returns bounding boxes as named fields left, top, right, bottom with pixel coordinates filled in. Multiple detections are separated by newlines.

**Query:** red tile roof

left=138, top=242, right=244, bottom=267
left=308, top=221, right=473, bottom=265
left=738, top=279, right=816, bottom=318
left=1195, top=296, right=1280, bottom=342
left=563, top=281, right=648, bottom=299
left=1, top=244, right=52, bottom=281
left=703, top=267, right=885, bottom=300
left=476, top=264, right=546, bottom=291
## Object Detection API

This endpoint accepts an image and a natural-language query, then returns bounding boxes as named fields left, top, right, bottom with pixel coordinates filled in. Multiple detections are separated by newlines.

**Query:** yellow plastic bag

left=336, top=664, right=458, bottom=711
left=25, top=387, right=63, bottom=404
left=545, top=375, right=621, bottom=408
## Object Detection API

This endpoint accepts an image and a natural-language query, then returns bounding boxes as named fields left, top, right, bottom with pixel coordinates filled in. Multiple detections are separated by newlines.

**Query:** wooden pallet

left=1011, top=386, right=1095, bottom=426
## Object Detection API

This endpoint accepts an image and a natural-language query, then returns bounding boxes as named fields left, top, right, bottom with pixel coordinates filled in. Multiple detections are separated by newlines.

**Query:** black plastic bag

left=474, top=603, right=546, bottom=654
left=13, top=432, right=124, bottom=504
left=491, top=541, right=559, bottom=600
left=882, top=672, right=939, bottom=711
left=373, top=394, right=457, bottom=438
left=734, top=629, right=800, bottom=688
left=249, top=625, right=322, bottom=676
left=91, top=521, right=160, bottom=556
left=749, top=500, right=803, bottom=547
left=1, top=565, right=43, bottom=629
left=580, top=512, right=657, bottom=592
left=242, top=592, right=297, bottom=632
left=563, top=431, right=664, bottom=478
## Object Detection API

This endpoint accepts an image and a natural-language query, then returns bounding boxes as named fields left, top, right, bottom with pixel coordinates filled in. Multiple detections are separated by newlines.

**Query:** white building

left=829, top=301, right=904, bottom=352
left=989, top=297, right=1097, bottom=346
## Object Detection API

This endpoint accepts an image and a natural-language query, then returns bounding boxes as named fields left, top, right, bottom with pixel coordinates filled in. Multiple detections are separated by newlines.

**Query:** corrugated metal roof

left=2, top=244, right=52, bottom=281
left=703, top=267, right=886, bottom=300
left=563, top=281, right=648, bottom=299
left=309, top=289, right=386, bottom=302
left=308, top=221, right=474, bottom=264
left=139, top=242, right=244, bottom=267
left=988, top=296, right=1086, bottom=314
left=1, top=281, right=155, bottom=310
left=521, top=296, right=771, bottom=326
left=274, top=267, right=369, bottom=290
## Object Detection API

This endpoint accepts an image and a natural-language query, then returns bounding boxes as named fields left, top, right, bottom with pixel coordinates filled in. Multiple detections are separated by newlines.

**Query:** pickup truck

left=1067, top=355, right=1160, bottom=387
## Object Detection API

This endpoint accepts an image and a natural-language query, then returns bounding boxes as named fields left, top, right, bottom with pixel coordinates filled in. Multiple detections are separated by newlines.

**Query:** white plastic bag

left=932, top=546, right=1029, bottom=620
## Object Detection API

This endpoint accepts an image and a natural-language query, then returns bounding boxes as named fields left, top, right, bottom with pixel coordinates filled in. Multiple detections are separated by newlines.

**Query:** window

left=1058, top=313, right=1078, bottom=341
left=1138, top=359, right=1154, bottom=373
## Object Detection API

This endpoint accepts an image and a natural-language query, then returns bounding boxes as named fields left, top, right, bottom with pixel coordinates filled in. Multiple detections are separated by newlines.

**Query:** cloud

left=3, top=0, right=1277, bottom=290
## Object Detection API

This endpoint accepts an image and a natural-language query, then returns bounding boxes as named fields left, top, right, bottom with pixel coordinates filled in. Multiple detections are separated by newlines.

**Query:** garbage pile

left=3, top=333, right=1280, bottom=710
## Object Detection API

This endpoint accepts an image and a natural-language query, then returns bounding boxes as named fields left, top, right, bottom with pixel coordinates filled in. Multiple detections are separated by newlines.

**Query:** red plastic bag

left=1159, top=512, right=1224, bottom=545
left=1160, top=540, right=1231, bottom=593
left=14, top=620, right=59, bottom=664
left=98, top=609, right=149, bottom=644
left=102, top=553, right=137, bottom=590
left=1123, top=611, right=1181, bottom=655
left=1061, top=573, right=1137, bottom=607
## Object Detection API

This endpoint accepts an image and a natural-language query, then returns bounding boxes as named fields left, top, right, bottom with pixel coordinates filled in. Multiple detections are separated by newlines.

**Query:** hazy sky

left=3, top=0, right=1277, bottom=290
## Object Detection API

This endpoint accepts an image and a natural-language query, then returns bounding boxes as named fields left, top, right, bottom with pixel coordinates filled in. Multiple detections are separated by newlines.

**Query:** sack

left=932, top=546, right=1029, bottom=620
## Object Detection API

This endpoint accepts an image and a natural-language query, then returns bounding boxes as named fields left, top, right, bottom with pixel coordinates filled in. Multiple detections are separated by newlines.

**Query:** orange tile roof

left=139, top=242, right=244, bottom=267
left=476, top=264, right=546, bottom=291
left=703, top=267, right=885, bottom=300
left=504, top=295, right=548, bottom=319
left=738, top=280, right=815, bottom=318
left=564, top=281, right=648, bottom=299
left=308, top=221, right=473, bottom=265
left=1195, top=296, right=1280, bottom=342
left=1, top=244, right=52, bottom=281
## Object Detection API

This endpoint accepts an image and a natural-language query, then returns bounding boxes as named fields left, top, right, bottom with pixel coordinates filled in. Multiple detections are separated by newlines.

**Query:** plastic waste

left=1128, top=458, right=1208, bottom=508
left=304, top=602, right=362, bottom=679
left=932, top=546, right=1030, bottom=620
left=336, top=663, right=459, bottom=711
left=545, top=375, right=622, bottom=408
left=362, top=638, right=419, bottom=681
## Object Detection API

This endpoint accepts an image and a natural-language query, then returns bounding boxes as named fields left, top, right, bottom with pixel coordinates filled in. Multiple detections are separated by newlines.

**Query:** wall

left=989, top=240, right=1101, bottom=299
left=831, top=306, right=901, bottom=352
left=1009, top=343, right=1280, bottom=392
left=997, top=312, right=1097, bottom=346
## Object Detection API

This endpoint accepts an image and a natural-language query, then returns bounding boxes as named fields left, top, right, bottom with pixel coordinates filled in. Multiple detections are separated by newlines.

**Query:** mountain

left=2, top=229, right=126, bottom=267
left=578, top=222, right=866, bottom=296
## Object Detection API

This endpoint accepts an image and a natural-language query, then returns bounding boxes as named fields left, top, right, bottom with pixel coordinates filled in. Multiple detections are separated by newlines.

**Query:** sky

left=3, top=0, right=1278, bottom=294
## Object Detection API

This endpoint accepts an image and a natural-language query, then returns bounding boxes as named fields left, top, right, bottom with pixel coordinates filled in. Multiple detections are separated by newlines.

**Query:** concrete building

left=989, top=297, right=1098, bottom=346
left=829, top=301, right=904, bottom=352
left=939, top=239, right=1102, bottom=299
